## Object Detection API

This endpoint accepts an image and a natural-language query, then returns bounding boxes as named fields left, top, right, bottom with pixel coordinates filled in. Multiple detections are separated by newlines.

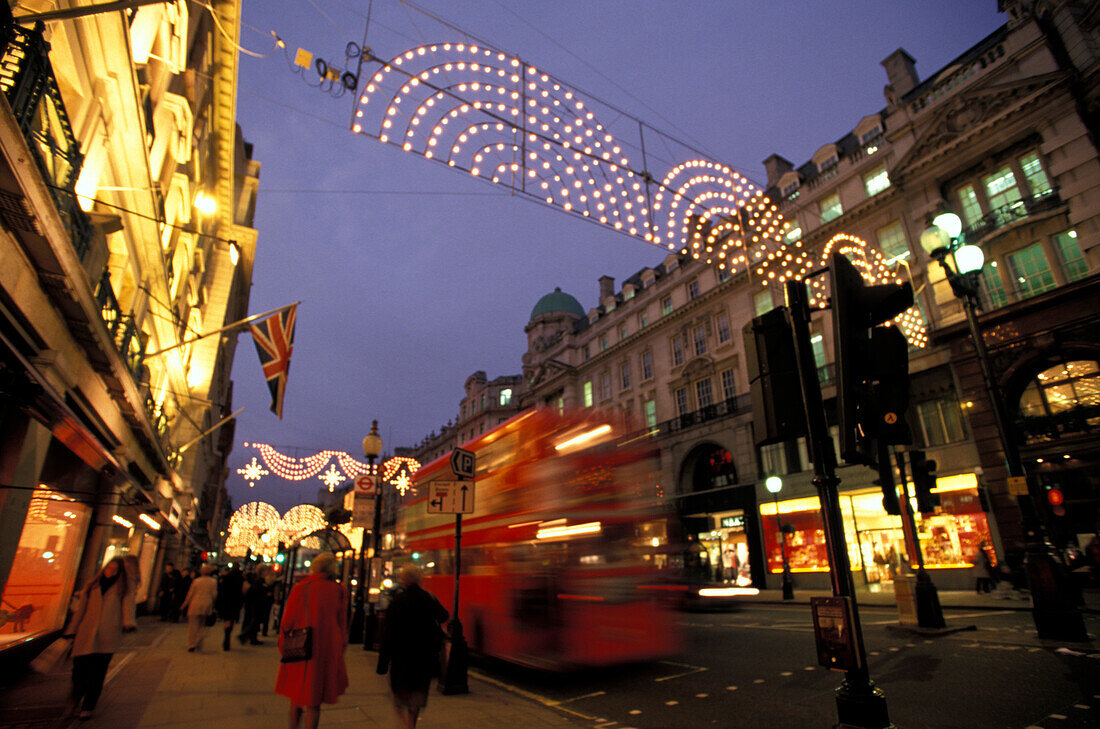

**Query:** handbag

left=205, top=612, right=217, bottom=627
left=30, top=636, right=72, bottom=673
left=279, top=581, right=313, bottom=663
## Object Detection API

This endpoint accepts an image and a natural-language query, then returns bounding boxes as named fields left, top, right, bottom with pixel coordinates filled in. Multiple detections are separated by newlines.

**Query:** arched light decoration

left=758, top=233, right=928, bottom=349
left=241, top=442, right=376, bottom=490
left=278, top=504, right=327, bottom=545
left=353, top=43, right=784, bottom=260
left=225, top=501, right=281, bottom=557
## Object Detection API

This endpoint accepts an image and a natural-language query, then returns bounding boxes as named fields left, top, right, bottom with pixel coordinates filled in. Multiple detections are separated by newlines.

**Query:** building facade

left=410, top=370, right=524, bottom=466
left=0, top=0, right=257, bottom=662
left=407, top=1, right=1100, bottom=593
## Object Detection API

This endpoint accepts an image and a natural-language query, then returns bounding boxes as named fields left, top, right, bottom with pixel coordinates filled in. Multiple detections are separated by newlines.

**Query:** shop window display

left=0, top=486, right=92, bottom=647
left=699, top=512, right=752, bottom=586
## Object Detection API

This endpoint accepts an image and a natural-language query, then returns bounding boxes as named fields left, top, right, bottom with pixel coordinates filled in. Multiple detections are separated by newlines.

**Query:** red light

left=1047, top=488, right=1064, bottom=506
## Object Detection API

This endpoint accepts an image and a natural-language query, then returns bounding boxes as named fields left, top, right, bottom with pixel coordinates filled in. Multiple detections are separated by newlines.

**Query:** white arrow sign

left=426, top=480, right=475, bottom=514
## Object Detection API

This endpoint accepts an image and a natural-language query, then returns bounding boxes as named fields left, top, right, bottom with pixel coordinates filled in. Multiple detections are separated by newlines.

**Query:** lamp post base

left=781, top=570, right=795, bottom=601
left=834, top=678, right=893, bottom=729
left=913, top=569, right=945, bottom=629
left=440, top=618, right=469, bottom=695
left=1027, top=550, right=1087, bottom=641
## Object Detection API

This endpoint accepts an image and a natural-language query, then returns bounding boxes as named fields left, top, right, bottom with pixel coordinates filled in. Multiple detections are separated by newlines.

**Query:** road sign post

left=440, top=449, right=474, bottom=695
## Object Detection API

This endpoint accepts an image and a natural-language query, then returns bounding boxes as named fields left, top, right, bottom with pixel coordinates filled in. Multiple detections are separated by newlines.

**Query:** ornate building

left=0, top=0, right=257, bottom=661
left=410, top=369, right=524, bottom=466
left=410, top=1, right=1100, bottom=593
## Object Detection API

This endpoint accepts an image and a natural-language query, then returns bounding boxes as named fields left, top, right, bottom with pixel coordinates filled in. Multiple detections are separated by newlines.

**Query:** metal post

left=362, top=457, right=381, bottom=649
left=771, top=491, right=794, bottom=600
left=786, top=279, right=891, bottom=729
left=894, top=452, right=945, bottom=628
left=441, top=513, right=468, bottom=694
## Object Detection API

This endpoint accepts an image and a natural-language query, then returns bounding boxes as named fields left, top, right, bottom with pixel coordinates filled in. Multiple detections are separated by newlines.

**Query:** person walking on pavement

left=174, top=568, right=192, bottom=622
left=275, top=552, right=348, bottom=729
left=180, top=564, right=218, bottom=651
left=64, top=557, right=137, bottom=720
left=238, top=568, right=267, bottom=645
left=215, top=565, right=245, bottom=651
left=376, top=564, right=449, bottom=729
left=157, top=562, right=179, bottom=622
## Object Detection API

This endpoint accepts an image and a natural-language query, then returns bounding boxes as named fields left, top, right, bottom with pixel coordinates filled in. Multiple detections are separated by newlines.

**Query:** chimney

left=881, top=48, right=919, bottom=99
left=763, top=154, right=794, bottom=189
left=598, top=275, right=615, bottom=302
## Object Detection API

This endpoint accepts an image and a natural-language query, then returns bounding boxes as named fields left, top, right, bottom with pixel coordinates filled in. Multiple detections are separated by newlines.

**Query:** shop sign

left=811, top=596, right=862, bottom=672
left=720, top=515, right=745, bottom=531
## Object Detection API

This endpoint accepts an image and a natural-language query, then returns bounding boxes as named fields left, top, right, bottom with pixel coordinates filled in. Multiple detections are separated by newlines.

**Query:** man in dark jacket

left=377, top=565, right=449, bottom=728
left=215, top=566, right=245, bottom=650
left=157, top=563, right=179, bottom=621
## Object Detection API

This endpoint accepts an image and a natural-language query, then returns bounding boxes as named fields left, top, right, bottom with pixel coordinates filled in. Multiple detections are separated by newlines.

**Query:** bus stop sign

left=450, top=448, right=475, bottom=479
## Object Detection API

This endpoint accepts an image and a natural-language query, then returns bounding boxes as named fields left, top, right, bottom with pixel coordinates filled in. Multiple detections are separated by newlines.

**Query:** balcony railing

left=95, top=272, right=148, bottom=386
left=817, top=362, right=835, bottom=387
left=961, top=189, right=1062, bottom=243
left=1, top=14, right=91, bottom=259
left=625, top=394, right=749, bottom=443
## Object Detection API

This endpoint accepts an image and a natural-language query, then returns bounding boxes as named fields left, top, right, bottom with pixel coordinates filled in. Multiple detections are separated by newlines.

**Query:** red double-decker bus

left=401, top=408, right=681, bottom=670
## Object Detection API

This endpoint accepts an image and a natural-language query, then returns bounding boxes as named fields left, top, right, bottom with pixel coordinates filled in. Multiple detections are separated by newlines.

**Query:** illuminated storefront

left=699, top=512, right=753, bottom=586
left=759, top=474, right=994, bottom=586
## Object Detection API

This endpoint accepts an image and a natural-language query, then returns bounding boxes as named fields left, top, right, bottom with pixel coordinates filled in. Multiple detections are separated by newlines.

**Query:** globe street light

left=919, top=214, right=1085, bottom=640
left=361, top=420, right=383, bottom=649
left=765, top=476, right=794, bottom=601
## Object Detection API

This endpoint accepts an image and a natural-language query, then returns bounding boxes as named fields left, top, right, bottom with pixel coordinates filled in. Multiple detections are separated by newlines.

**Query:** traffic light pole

left=894, top=451, right=945, bottom=629
left=786, top=279, right=892, bottom=729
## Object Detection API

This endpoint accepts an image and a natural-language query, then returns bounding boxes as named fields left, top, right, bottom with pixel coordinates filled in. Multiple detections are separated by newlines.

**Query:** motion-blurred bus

left=401, top=408, right=681, bottom=670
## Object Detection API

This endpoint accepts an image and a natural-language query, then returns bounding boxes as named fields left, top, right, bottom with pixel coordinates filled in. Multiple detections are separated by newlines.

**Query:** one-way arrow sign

left=425, top=480, right=475, bottom=514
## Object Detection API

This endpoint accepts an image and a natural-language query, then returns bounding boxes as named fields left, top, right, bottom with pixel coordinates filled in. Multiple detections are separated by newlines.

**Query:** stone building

left=0, top=0, right=258, bottom=662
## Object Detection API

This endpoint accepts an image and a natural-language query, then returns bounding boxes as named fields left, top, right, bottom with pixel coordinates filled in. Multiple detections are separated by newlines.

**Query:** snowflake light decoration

left=237, top=457, right=270, bottom=488
left=319, top=464, right=345, bottom=491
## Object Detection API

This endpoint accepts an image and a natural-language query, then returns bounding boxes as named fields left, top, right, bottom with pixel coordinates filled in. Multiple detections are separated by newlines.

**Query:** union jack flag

left=249, top=304, right=297, bottom=419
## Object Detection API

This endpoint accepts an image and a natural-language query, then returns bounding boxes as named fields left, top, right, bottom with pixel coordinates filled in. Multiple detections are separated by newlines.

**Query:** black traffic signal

left=744, top=308, right=807, bottom=446
left=910, top=449, right=939, bottom=513
left=830, top=252, right=914, bottom=465
left=875, top=448, right=901, bottom=516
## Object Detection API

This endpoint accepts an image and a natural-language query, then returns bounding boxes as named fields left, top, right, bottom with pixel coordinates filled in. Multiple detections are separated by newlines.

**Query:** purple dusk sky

left=227, top=0, right=1005, bottom=511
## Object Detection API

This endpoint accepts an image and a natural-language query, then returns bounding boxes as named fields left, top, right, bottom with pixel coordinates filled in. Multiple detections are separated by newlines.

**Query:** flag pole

left=175, top=407, right=245, bottom=456
left=144, top=302, right=300, bottom=359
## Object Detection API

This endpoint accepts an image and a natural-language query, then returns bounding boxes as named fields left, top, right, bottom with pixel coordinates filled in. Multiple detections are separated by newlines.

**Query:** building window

left=605, top=300, right=616, bottom=313
left=583, top=380, right=593, bottom=407
left=582, top=344, right=591, bottom=362
left=619, top=361, right=631, bottom=391
left=877, top=221, right=909, bottom=264
left=863, top=166, right=890, bottom=197
left=859, top=125, right=882, bottom=145
left=557, top=395, right=564, bottom=414
left=644, top=399, right=657, bottom=428
left=695, top=378, right=713, bottom=408
left=716, top=311, right=731, bottom=344
left=819, top=192, right=842, bottom=223
left=599, top=334, right=608, bottom=352
left=672, top=335, right=685, bottom=366
left=753, top=290, right=774, bottom=316
left=599, top=372, right=611, bottom=401
left=981, top=264, right=1008, bottom=309
left=688, top=279, right=700, bottom=300
left=1019, top=152, right=1051, bottom=196
left=916, top=398, right=967, bottom=446
left=499, top=388, right=512, bottom=406
left=641, top=350, right=653, bottom=380
left=661, top=296, right=673, bottom=316
left=1019, top=360, right=1100, bottom=445
left=760, top=442, right=788, bottom=477
left=693, top=324, right=707, bottom=356
left=639, top=311, right=649, bottom=329
left=718, top=267, right=731, bottom=282
left=675, top=387, right=689, bottom=416
left=1053, top=230, right=1087, bottom=281
left=983, top=166, right=1023, bottom=211
left=460, top=404, right=466, bottom=419
left=481, top=394, right=486, bottom=409
left=810, top=333, right=827, bottom=369
left=785, top=225, right=803, bottom=243
left=1008, top=243, right=1057, bottom=297
left=721, top=367, right=737, bottom=400
left=958, top=184, right=983, bottom=228
left=618, top=323, right=628, bottom=342
left=781, top=180, right=800, bottom=197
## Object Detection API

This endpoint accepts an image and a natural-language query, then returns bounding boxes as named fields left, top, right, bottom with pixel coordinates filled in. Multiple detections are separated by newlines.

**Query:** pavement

left=1, top=585, right=1096, bottom=729
left=0, top=618, right=588, bottom=729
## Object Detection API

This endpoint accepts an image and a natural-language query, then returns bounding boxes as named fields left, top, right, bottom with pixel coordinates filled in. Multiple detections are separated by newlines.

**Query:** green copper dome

left=530, top=287, right=585, bottom=320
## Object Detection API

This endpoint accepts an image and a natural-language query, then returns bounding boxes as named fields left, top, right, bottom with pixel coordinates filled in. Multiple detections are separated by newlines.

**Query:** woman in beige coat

left=180, top=564, right=219, bottom=651
left=66, top=557, right=136, bottom=719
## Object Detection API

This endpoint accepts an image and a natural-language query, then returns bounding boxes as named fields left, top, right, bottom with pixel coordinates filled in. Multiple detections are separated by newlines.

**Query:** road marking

left=665, top=700, right=679, bottom=706
left=695, top=693, right=708, bottom=698
left=780, top=671, right=792, bottom=677
left=1048, top=713, right=1067, bottom=719
left=467, top=670, right=599, bottom=722
left=869, top=651, right=880, bottom=656
left=556, top=691, right=606, bottom=704
left=1074, top=704, right=1089, bottom=709
left=804, top=666, right=816, bottom=671
left=753, top=679, right=765, bottom=684
left=726, top=686, right=739, bottom=691
left=594, top=722, right=618, bottom=728
left=628, top=710, right=642, bottom=715
left=655, top=661, right=708, bottom=682
left=104, top=651, right=135, bottom=686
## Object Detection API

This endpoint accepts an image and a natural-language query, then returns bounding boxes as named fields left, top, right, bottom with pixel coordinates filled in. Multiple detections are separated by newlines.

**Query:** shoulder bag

left=279, top=581, right=313, bottom=663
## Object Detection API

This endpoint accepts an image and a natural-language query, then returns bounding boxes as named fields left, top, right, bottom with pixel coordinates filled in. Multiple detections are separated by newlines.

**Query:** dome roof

left=530, top=287, right=585, bottom=320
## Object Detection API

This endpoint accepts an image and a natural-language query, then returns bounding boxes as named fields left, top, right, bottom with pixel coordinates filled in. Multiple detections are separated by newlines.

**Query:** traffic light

left=1046, top=486, right=1065, bottom=507
left=275, top=541, right=287, bottom=564
left=830, top=252, right=914, bottom=465
left=910, top=449, right=939, bottom=513
left=744, top=308, right=807, bottom=446
left=875, top=450, right=901, bottom=516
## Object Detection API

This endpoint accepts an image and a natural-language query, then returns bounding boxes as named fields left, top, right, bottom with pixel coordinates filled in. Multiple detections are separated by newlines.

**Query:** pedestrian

left=157, top=562, right=179, bottom=621
left=180, top=564, right=219, bottom=651
left=174, top=568, right=192, bottom=622
left=275, top=553, right=348, bottom=729
left=259, top=571, right=276, bottom=636
left=975, top=542, right=999, bottom=593
left=64, top=557, right=136, bottom=720
left=376, top=564, right=449, bottom=729
left=239, top=569, right=268, bottom=645
left=1086, top=535, right=1100, bottom=587
left=215, top=565, right=245, bottom=651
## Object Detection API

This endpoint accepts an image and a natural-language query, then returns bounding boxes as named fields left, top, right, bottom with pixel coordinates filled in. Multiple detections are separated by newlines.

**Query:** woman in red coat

left=275, top=552, right=348, bottom=729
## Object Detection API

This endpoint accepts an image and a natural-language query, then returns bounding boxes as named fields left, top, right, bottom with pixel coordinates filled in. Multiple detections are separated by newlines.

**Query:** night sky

left=226, top=0, right=1005, bottom=511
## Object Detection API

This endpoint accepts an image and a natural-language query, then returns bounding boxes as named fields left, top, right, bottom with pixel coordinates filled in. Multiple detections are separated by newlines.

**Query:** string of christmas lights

left=353, top=43, right=787, bottom=262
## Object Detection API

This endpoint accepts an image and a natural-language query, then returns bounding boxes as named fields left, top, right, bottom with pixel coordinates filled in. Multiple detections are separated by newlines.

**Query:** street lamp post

left=919, top=213, right=1086, bottom=641
left=361, top=420, right=383, bottom=649
left=765, top=476, right=794, bottom=600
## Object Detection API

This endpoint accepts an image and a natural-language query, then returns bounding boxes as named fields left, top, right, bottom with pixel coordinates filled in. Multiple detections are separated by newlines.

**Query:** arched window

left=1018, top=360, right=1100, bottom=443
